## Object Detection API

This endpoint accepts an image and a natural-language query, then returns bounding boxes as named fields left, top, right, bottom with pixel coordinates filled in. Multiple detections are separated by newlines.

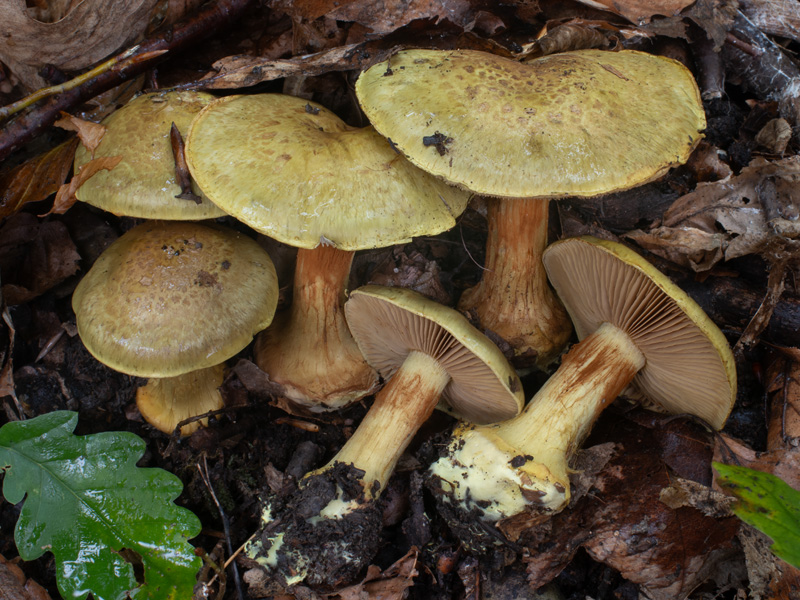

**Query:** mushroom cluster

left=184, top=93, right=471, bottom=410
left=245, top=286, right=523, bottom=589
left=427, top=236, right=737, bottom=549
left=355, top=48, right=707, bottom=369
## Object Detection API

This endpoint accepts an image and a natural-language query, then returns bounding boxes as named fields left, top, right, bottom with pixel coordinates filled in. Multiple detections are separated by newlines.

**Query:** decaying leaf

left=53, top=113, right=106, bottom=156
left=523, top=413, right=741, bottom=600
left=330, top=547, right=419, bottom=600
left=0, top=0, right=159, bottom=90
left=367, top=247, right=451, bottom=305
left=48, top=154, right=122, bottom=215
left=766, top=346, right=800, bottom=448
left=0, top=213, right=81, bottom=305
left=327, top=0, right=475, bottom=36
left=625, top=156, right=800, bottom=271
left=0, top=139, right=79, bottom=220
left=0, top=553, right=52, bottom=600
left=575, top=0, right=695, bottom=23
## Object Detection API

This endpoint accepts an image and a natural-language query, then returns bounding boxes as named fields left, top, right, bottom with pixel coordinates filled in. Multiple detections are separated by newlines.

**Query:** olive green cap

left=74, top=90, right=226, bottom=219
left=72, top=221, right=278, bottom=378
left=542, top=237, right=736, bottom=430
left=345, top=285, right=524, bottom=424
left=184, top=94, right=471, bottom=250
left=355, top=49, right=705, bottom=198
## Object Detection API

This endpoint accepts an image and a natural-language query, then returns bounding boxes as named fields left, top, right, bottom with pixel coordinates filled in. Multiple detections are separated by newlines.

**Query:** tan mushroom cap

left=355, top=49, right=706, bottom=198
left=184, top=94, right=471, bottom=250
left=72, top=221, right=278, bottom=378
left=74, top=91, right=225, bottom=219
left=344, top=285, right=524, bottom=424
left=542, top=237, right=736, bottom=430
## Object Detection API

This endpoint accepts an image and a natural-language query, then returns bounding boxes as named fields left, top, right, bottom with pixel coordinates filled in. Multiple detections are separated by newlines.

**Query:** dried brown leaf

left=574, top=0, right=695, bottom=23
left=48, top=154, right=122, bottom=215
left=0, top=552, right=53, bottom=600
left=0, top=214, right=81, bottom=305
left=329, top=547, right=419, bottom=600
left=764, top=346, right=800, bottom=448
left=329, top=0, right=474, bottom=35
left=0, top=139, right=79, bottom=220
left=626, top=156, right=800, bottom=271
left=713, top=434, right=800, bottom=491
left=0, top=0, right=159, bottom=90
left=53, top=113, right=106, bottom=156
left=367, top=247, right=451, bottom=305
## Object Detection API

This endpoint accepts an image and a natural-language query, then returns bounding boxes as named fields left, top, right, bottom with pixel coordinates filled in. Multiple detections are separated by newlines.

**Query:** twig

left=0, top=0, right=254, bottom=162
left=197, top=456, right=246, bottom=600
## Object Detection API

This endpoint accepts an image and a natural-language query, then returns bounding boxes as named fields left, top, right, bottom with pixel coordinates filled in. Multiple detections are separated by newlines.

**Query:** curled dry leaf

left=0, top=0, right=159, bottom=90
left=625, top=156, right=800, bottom=271
left=0, top=139, right=79, bottom=220
left=48, top=154, right=122, bottom=215
left=574, top=0, right=695, bottom=23
left=53, top=113, right=106, bottom=156
left=0, top=553, right=52, bottom=600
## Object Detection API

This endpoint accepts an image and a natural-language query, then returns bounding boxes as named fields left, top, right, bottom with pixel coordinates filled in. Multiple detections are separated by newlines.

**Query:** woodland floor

left=1, top=1, right=800, bottom=599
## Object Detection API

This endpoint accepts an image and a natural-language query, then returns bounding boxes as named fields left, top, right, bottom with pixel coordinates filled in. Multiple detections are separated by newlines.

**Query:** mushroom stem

left=136, top=363, right=226, bottom=436
left=457, top=197, right=572, bottom=369
left=324, top=350, right=450, bottom=497
left=255, top=245, right=378, bottom=409
left=430, top=322, right=644, bottom=521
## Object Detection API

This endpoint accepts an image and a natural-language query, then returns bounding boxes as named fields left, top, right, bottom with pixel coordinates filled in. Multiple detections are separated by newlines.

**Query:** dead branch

left=0, top=0, right=254, bottom=163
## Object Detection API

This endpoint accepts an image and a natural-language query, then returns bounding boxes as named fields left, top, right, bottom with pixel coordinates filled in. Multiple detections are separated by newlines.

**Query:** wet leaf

left=0, top=552, right=52, bottom=600
left=0, top=411, right=202, bottom=600
left=53, top=113, right=106, bottom=156
left=714, top=462, right=800, bottom=569
left=48, top=154, right=122, bottom=215
left=0, top=139, right=79, bottom=220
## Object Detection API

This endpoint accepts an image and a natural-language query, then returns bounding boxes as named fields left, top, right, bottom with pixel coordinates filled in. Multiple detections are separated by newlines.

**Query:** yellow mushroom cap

left=344, top=285, right=524, bottom=424
left=72, top=221, right=279, bottom=378
left=355, top=49, right=706, bottom=198
left=74, top=90, right=226, bottom=219
left=184, top=94, right=471, bottom=250
left=542, top=237, right=737, bottom=430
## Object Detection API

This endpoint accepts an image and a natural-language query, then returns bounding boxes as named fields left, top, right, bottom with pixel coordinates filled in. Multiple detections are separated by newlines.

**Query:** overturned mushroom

left=185, top=93, right=470, bottom=410
left=74, top=90, right=225, bottom=219
left=427, top=237, right=736, bottom=549
left=245, top=285, right=523, bottom=589
left=72, top=221, right=278, bottom=435
left=356, top=49, right=706, bottom=369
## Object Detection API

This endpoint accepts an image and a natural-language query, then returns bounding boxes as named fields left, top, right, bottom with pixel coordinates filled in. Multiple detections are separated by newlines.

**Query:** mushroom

left=427, top=237, right=737, bottom=548
left=355, top=49, right=706, bottom=369
left=74, top=90, right=225, bottom=219
left=72, top=221, right=278, bottom=435
left=245, top=285, right=523, bottom=588
left=184, top=93, right=471, bottom=410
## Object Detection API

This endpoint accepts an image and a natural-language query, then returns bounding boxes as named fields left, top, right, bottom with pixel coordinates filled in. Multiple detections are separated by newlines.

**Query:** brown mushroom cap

left=74, top=90, right=225, bottom=219
left=184, top=93, right=471, bottom=250
left=344, top=285, right=524, bottom=424
left=355, top=49, right=705, bottom=198
left=542, top=237, right=736, bottom=429
left=72, top=221, right=278, bottom=378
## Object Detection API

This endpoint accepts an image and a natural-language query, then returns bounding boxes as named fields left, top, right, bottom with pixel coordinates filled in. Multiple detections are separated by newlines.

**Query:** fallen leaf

left=766, top=346, right=800, bottom=447
left=47, top=154, right=122, bottom=215
left=0, top=0, right=159, bottom=90
left=574, top=0, right=695, bottom=23
left=0, top=139, right=79, bottom=220
left=329, top=547, right=419, bottom=600
left=328, top=0, right=474, bottom=36
left=0, top=552, right=52, bottom=600
left=522, top=413, right=741, bottom=600
left=53, top=113, right=106, bottom=156
left=367, top=247, right=451, bottom=305
left=0, top=214, right=81, bottom=305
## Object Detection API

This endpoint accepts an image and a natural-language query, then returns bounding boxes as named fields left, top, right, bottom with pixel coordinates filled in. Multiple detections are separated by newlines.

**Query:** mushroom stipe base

left=245, top=461, right=383, bottom=592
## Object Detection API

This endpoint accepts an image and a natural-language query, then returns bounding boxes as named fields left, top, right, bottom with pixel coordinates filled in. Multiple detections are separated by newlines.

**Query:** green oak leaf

left=714, top=461, right=800, bottom=568
left=0, top=411, right=202, bottom=600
